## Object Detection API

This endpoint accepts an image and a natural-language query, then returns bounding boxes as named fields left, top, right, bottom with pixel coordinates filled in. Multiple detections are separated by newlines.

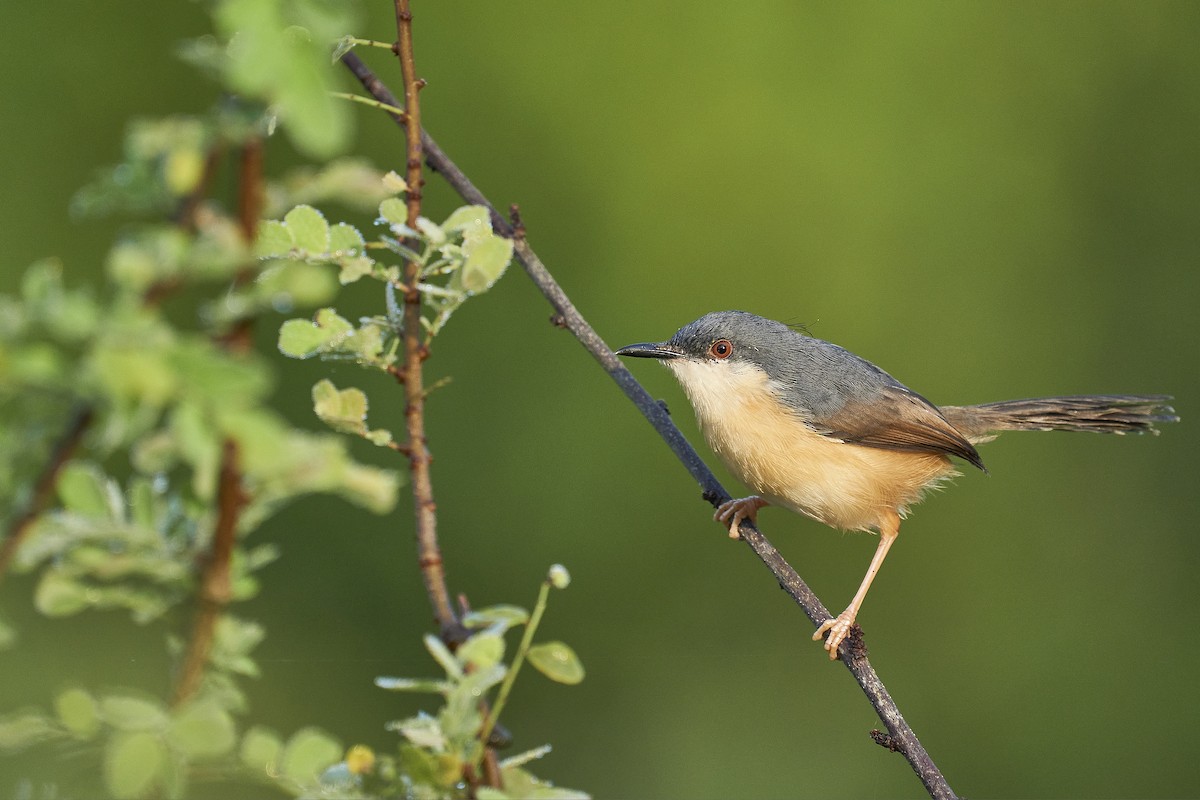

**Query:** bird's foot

left=813, top=610, right=858, bottom=660
left=714, top=495, right=769, bottom=539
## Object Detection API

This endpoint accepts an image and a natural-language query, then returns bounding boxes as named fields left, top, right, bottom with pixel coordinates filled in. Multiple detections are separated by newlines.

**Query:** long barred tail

left=942, top=395, right=1179, bottom=441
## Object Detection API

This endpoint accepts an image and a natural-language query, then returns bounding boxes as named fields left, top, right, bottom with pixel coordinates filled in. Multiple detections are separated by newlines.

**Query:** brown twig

left=172, top=439, right=246, bottom=708
left=389, top=2, right=458, bottom=638
left=0, top=403, right=94, bottom=584
left=341, top=52, right=958, bottom=800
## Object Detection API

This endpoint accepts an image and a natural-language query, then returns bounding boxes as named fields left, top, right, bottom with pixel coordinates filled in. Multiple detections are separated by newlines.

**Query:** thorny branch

left=0, top=403, right=94, bottom=584
left=342, top=52, right=958, bottom=800
left=389, top=0, right=460, bottom=640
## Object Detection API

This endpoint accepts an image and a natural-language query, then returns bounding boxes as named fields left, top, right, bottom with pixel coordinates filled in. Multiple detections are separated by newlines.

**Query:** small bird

left=617, top=311, right=1177, bottom=659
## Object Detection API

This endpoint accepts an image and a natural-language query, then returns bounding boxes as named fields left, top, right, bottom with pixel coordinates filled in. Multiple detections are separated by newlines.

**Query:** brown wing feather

left=816, top=384, right=986, bottom=471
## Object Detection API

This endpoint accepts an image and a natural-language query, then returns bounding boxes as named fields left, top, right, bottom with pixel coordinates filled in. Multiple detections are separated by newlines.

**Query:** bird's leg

left=714, top=495, right=769, bottom=539
left=814, top=510, right=901, bottom=660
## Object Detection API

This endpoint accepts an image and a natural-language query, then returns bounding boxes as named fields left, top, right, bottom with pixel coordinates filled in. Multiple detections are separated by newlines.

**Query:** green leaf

left=281, top=727, right=343, bottom=785
left=55, top=687, right=100, bottom=738
left=99, top=693, right=170, bottom=732
left=416, top=217, right=446, bottom=246
left=461, top=235, right=513, bottom=293
left=240, top=725, right=283, bottom=772
left=0, top=712, right=60, bottom=752
left=390, top=712, right=447, bottom=751
left=382, top=170, right=408, bottom=194
left=34, top=572, right=90, bottom=617
left=57, top=462, right=116, bottom=519
left=374, top=676, right=452, bottom=693
left=284, top=204, right=330, bottom=253
left=104, top=731, right=167, bottom=800
left=312, top=379, right=368, bottom=433
left=424, top=634, right=463, bottom=680
left=337, top=256, right=375, bottom=285
left=278, top=307, right=353, bottom=358
left=255, top=219, right=294, bottom=258
left=501, top=766, right=591, bottom=800
left=331, top=34, right=357, bottom=62
left=457, top=632, right=505, bottom=671
left=329, top=221, right=365, bottom=253
left=379, top=196, right=408, bottom=226
left=441, top=205, right=491, bottom=235
left=526, top=642, right=585, bottom=685
left=463, top=605, right=530, bottom=632
left=168, top=700, right=237, bottom=759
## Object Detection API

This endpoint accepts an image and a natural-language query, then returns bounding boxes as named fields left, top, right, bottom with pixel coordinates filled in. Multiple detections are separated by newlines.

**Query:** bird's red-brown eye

left=709, top=339, right=733, bottom=359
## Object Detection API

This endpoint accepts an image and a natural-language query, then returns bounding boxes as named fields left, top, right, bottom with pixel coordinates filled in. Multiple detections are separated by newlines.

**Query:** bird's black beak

left=615, top=341, right=683, bottom=359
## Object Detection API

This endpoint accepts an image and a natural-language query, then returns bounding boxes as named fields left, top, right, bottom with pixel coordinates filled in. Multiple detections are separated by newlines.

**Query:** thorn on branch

left=846, top=624, right=868, bottom=661
left=871, top=729, right=902, bottom=752
left=549, top=313, right=567, bottom=329
left=657, top=398, right=671, bottom=416
left=416, top=78, right=428, bottom=91
left=701, top=488, right=722, bottom=506
left=509, top=204, right=526, bottom=240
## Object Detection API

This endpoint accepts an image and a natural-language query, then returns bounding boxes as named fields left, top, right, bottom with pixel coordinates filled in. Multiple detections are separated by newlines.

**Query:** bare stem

left=391, top=1, right=458, bottom=638
left=172, top=439, right=246, bottom=708
left=0, top=403, right=93, bottom=584
left=341, top=52, right=958, bottom=800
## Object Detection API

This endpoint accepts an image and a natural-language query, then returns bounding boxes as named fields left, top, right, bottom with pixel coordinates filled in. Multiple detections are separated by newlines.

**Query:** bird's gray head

left=617, top=311, right=811, bottom=373
left=617, top=310, right=902, bottom=420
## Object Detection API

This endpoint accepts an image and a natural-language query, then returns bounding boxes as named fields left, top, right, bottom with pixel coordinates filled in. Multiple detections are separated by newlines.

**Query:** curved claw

left=714, top=496, right=769, bottom=539
left=813, top=612, right=856, bottom=660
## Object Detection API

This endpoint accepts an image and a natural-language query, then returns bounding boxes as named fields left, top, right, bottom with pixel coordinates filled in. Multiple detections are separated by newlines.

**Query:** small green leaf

left=457, top=632, right=505, bottom=671
left=99, top=693, right=170, bottom=732
left=461, top=235, right=513, bottom=294
left=55, top=688, right=100, bottom=738
left=240, top=725, right=283, bottom=772
left=329, top=221, right=365, bottom=253
left=416, top=217, right=446, bottom=246
left=57, top=462, right=115, bottom=518
left=338, top=256, right=375, bottom=285
left=424, top=634, right=464, bottom=680
left=168, top=700, right=237, bottom=759
left=331, top=35, right=357, bottom=62
left=278, top=307, right=353, bottom=358
left=441, top=205, right=491, bottom=234
left=281, top=727, right=343, bottom=786
left=255, top=219, right=294, bottom=257
left=379, top=196, right=408, bottom=226
left=0, top=712, right=60, bottom=751
left=462, top=605, right=530, bottom=631
left=104, top=730, right=167, bottom=800
left=284, top=204, right=330, bottom=253
left=382, top=170, right=408, bottom=193
left=35, top=572, right=90, bottom=617
left=312, top=379, right=368, bottom=434
left=374, top=676, right=452, bottom=693
left=389, top=712, right=447, bottom=750
left=526, top=642, right=585, bottom=685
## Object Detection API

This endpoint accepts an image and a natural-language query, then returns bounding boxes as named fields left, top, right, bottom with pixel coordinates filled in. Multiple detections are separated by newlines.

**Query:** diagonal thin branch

left=342, top=52, right=957, bottom=800
left=0, top=403, right=94, bottom=585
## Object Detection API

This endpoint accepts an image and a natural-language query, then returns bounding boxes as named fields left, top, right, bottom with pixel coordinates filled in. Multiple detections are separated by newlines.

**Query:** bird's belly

left=696, top=390, right=955, bottom=532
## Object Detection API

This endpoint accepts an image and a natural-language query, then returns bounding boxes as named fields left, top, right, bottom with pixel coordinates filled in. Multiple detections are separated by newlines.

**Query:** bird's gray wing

left=773, top=337, right=986, bottom=471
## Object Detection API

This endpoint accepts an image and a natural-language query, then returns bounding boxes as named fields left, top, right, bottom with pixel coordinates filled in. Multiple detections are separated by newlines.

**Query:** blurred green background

left=2, top=2, right=1198, bottom=797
